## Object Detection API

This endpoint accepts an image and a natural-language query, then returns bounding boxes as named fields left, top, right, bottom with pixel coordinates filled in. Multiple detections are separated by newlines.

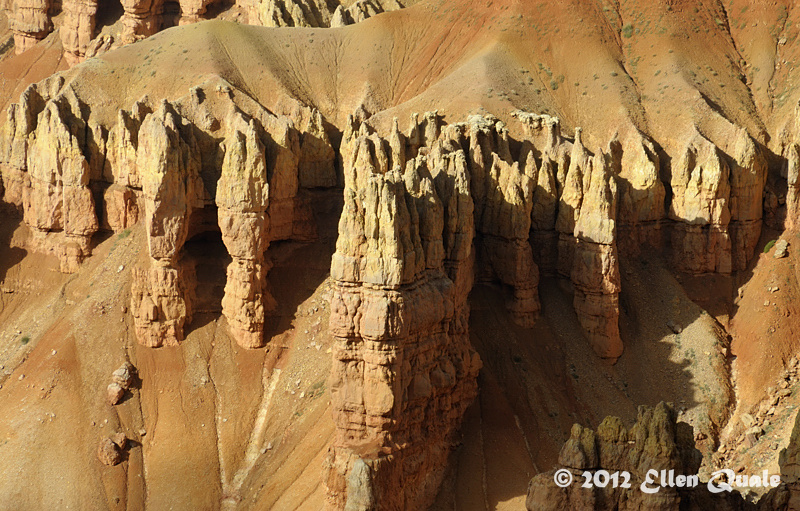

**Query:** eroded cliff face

left=0, top=69, right=776, bottom=509
left=0, top=76, right=335, bottom=348
left=324, top=121, right=481, bottom=509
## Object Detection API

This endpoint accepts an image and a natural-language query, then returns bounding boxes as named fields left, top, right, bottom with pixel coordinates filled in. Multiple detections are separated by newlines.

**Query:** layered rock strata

left=130, top=101, right=204, bottom=347
left=9, top=0, right=52, bottom=53
left=61, top=0, right=97, bottom=64
left=0, top=77, right=335, bottom=348
left=669, top=130, right=767, bottom=274
left=324, top=124, right=481, bottom=510
left=613, top=135, right=666, bottom=254
left=120, top=0, right=164, bottom=43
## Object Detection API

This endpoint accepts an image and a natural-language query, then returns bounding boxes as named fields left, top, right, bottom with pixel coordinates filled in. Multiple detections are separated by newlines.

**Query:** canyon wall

left=0, top=77, right=335, bottom=348
left=0, top=71, right=774, bottom=508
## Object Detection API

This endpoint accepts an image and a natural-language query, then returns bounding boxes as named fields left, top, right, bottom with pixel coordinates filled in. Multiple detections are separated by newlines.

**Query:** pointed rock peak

left=331, top=5, right=349, bottom=27
left=408, top=112, right=420, bottom=133
left=155, top=99, right=172, bottom=120
left=574, top=126, right=583, bottom=148
left=310, top=108, right=326, bottom=133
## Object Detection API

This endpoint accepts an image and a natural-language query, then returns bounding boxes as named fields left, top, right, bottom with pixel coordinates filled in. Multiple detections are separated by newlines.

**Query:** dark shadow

left=184, top=228, right=230, bottom=331
left=161, top=1, right=181, bottom=29
left=0, top=211, right=26, bottom=286
left=261, top=189, right=342, bottom=344
left=432, top=123, right=724, bottom=509
left=96, top=0, right=124, bottom=32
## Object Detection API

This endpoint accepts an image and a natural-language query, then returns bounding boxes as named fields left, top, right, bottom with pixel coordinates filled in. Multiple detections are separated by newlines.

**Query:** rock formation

left=130, top=100, right=204, bottom=347
left=325, top=124, right=481, bottom=510
left=669, top=133, right=734, bottom=274
left=786, top=144, right=800, bottom=231
left=119, top=0, right=165, bottom=43
left=466, top=114, right=540, bottom=327
left=613, top=135, right=666, bottom=254
left=571, top=153, right=622, bottom=359
left=61, top=0, right=97, bottom=64
left=254, top=0, right=405, bottom=28
left=9, top=0, right=53, bottom=53
left=215, top=112, right=272, bottom=349
left=729, top=129, right=768, bottom=271
left=11, top=81, right=101, bottom=273
left=5, top=0, right=412, bottom=65
left=330, top=0, right=404, bottom=26
left=527, top=403, right=750, bottom=511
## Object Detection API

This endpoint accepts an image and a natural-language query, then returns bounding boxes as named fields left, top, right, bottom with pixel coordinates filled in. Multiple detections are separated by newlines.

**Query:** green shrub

left=622, top=24, right=634, bottom=38
left=764, top=239, right=777, bottom=253
left=20, top=336, right=30, bottom=345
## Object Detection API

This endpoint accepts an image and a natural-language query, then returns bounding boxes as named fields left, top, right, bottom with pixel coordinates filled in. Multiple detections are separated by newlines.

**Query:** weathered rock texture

left=255, top=0, right=405, bottom=28
left=669, top=130, right=767, bottom=274
left=130, top=100, right=204, bottom=347
left=0, top=76, right=335, bottom=348
left=9, top=0, right=52, bottom=53
left=61, top=0, right=97, bottom=64
left=571, top=152, right=622, bottom=359
left=526, top=402, right=751, bottom=511
left=119, top=0, right=164, bottom=43
left=324, top=115, right=482, bottom=510
left=0, top=76, right=102, bottom=273
left=214, top=104, right=317, bottom=348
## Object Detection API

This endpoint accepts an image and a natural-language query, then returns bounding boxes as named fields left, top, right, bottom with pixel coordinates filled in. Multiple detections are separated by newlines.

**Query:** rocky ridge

left=3, top=0, right=410, bottom=64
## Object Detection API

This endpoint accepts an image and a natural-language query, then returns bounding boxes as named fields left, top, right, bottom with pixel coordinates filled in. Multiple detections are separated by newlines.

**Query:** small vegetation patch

left=764, top=239, right=777, bottom=253
left=20, top=335, right=30, bottom=345
left=622, top=24, right=634, bottom=38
